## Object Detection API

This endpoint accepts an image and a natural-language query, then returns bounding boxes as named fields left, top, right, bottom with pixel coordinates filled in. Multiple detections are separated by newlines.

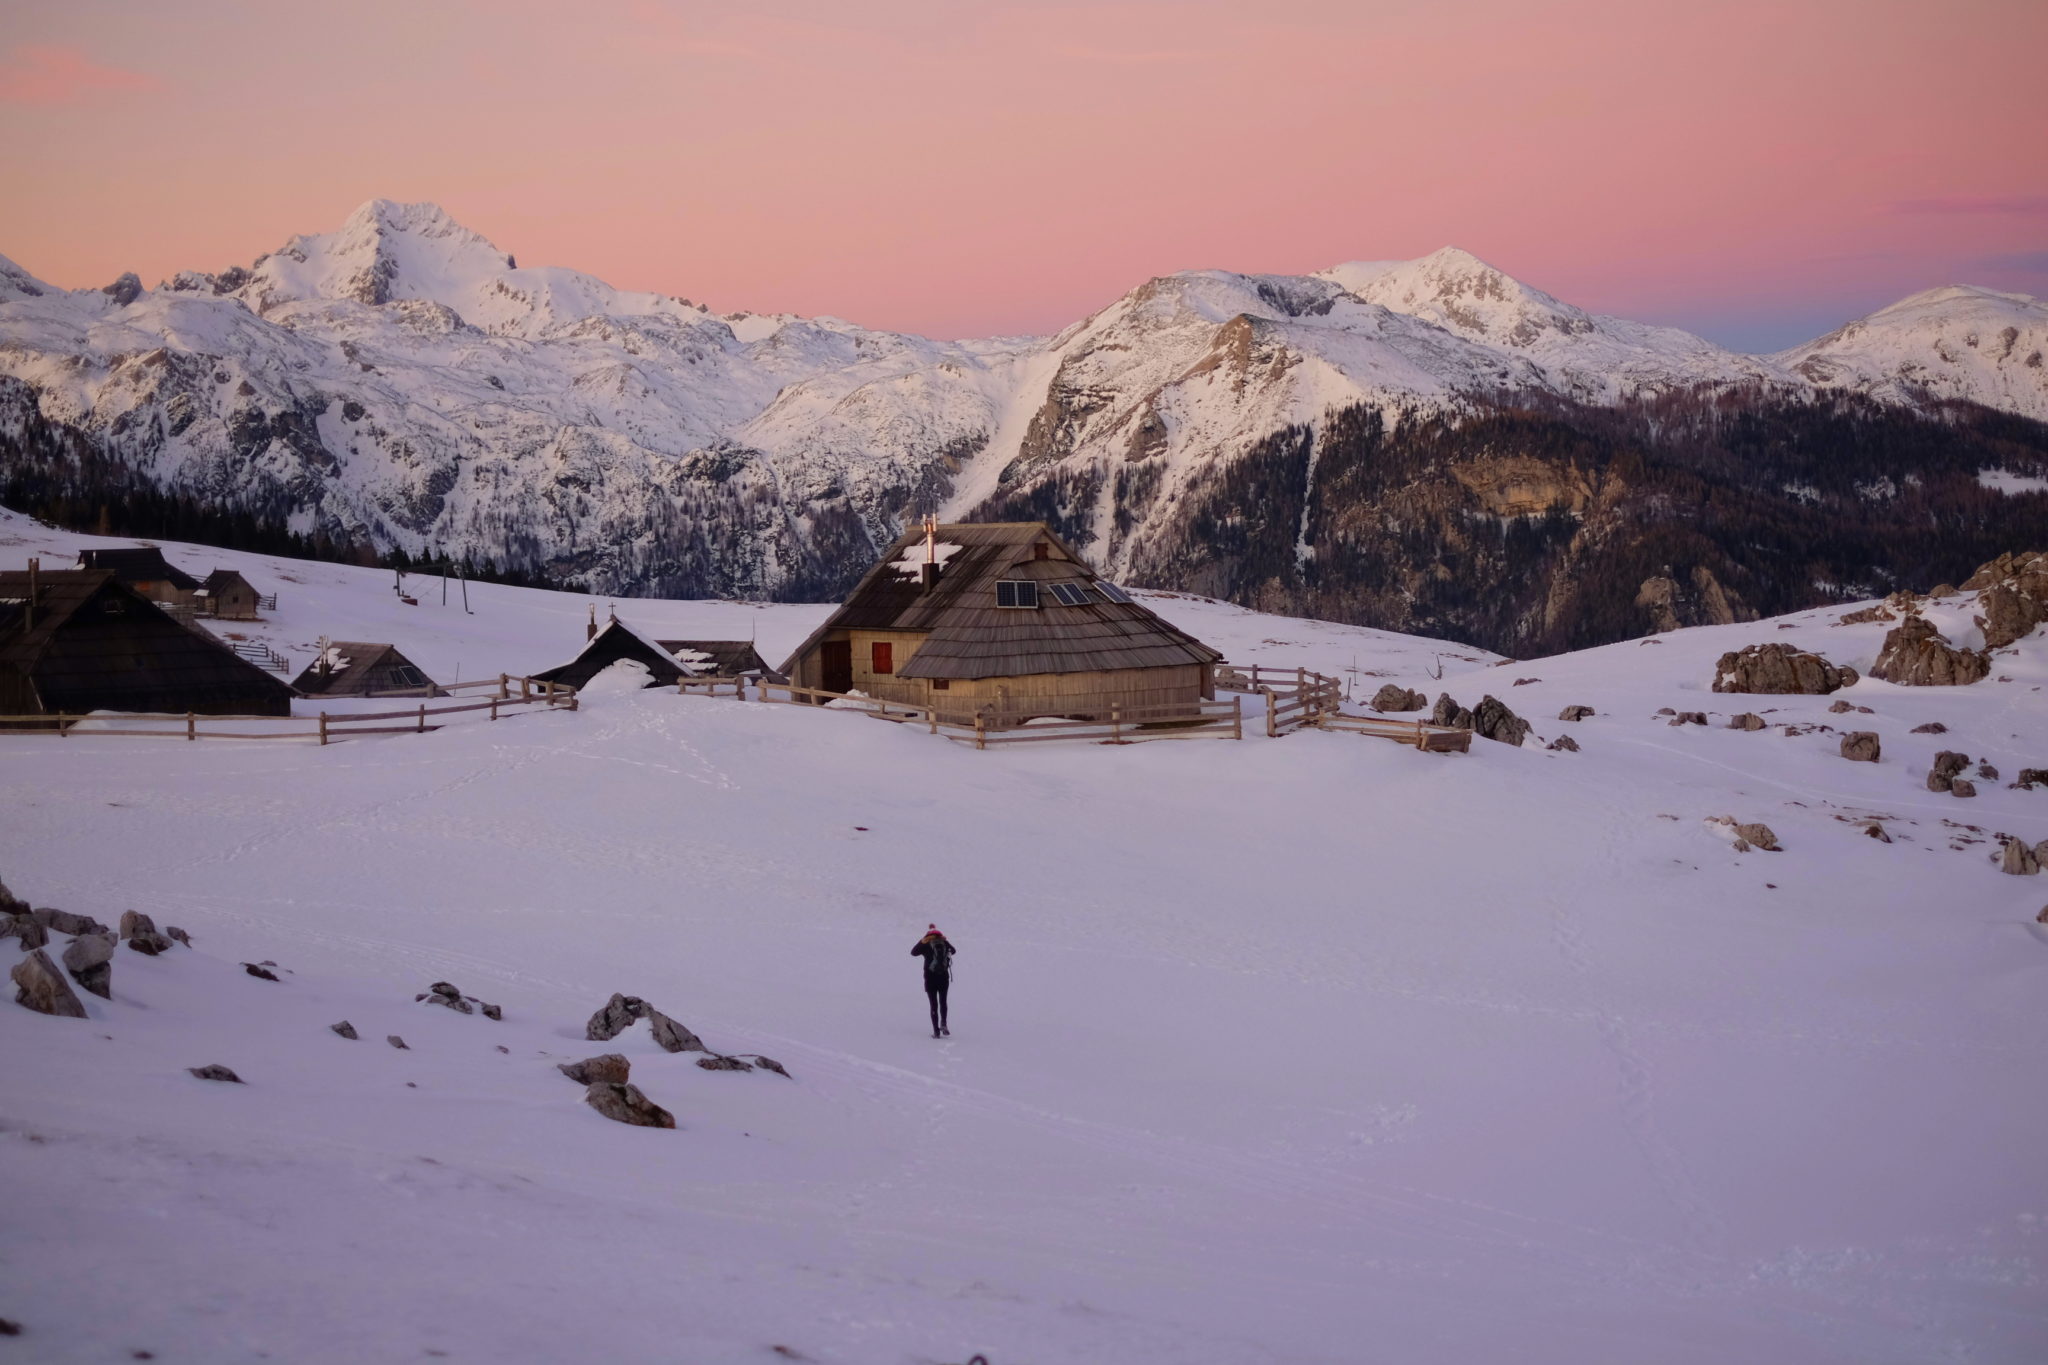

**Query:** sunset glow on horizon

left=3, top=0, right=2044, bottom=351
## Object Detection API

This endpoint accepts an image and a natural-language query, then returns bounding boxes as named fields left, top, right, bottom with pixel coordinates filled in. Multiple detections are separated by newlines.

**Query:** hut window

left=871, top=642, right=894, bottom=674
left=1033, top=542, right=1049, bottom=560
left=101, top=597, right=127, bottom=616
left=1046, top=582, right=1093, bottom=606
left=389, top=665, right=426, bottom=687
left=930, top=678, right=950, bottom=690
left=995, top=581, right=1040, bottom=609
left=1094, top=581, right=1134, bottom=604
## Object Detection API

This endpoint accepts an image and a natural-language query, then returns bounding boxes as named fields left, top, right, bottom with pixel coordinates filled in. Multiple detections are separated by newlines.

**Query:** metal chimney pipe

left=25, top=557, right=37, bottom=631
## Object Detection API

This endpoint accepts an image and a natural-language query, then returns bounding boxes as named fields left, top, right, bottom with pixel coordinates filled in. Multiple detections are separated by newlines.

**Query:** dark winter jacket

left=912, top=933, right=954, bottom=987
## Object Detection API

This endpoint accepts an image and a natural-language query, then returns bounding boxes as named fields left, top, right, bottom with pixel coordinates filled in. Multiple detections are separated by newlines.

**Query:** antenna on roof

left=587, top=602, right=598, bottom=641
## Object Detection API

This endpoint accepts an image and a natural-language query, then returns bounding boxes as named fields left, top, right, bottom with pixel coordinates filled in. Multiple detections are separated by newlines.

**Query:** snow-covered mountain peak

left=1326, top=246, right=1595, bottom=348
left=1776, top=282, right=2048, bottom=420
left=235, top=198, right=516, bottom=317
left=0, top=252, right=56, bottom=303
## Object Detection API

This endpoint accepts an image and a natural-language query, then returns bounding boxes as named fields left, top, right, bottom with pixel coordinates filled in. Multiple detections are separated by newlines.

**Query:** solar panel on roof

left=995, top=580, right=1040, bottom=609
left=1093, top=581, right=1133, bottom=604
left=1046, top=582, right=1093, bottom=606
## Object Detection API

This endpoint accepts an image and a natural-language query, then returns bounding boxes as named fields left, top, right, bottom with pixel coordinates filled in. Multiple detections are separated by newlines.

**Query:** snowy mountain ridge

left=1, top=200, right=2044, bottom=616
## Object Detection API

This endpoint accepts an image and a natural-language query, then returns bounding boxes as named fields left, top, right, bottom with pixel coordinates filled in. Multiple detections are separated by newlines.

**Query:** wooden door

left=820, top=640, right=852, bottom=695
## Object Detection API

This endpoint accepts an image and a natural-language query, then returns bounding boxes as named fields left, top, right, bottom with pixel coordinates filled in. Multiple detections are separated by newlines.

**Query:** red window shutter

left=872, top=642, right=894, bottom=674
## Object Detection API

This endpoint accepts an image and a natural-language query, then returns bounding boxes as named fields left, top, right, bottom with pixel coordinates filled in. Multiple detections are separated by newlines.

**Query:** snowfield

left=2, top=512, right=2046, bottom=1364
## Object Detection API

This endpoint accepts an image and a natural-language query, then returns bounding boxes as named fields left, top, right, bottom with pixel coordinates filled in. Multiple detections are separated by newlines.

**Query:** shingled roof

left=76, top=547, right=200, bottom=592
left=782, top=522, right=1219, bottom=681
left=0, top=569, right=295, bottom=715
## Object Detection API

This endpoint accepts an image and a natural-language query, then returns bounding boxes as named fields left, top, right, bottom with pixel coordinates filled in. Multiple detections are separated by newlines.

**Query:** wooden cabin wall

left=930, top=664, right=1210, bottom=721
left=846, top=629, right=930, bottom=704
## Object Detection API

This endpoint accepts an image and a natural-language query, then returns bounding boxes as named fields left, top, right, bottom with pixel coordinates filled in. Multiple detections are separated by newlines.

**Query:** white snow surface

left=2, top=511, right=2047, bottom=1364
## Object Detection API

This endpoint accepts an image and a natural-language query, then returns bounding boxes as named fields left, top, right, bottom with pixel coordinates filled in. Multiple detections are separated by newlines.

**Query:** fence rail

left=229, top=639, right=290, bottom=673
left=1316, top=712, right=1473, bottom=752
left=754, top=681, right=1243, bottom=747
left=0, top=676, right=577, bottom=745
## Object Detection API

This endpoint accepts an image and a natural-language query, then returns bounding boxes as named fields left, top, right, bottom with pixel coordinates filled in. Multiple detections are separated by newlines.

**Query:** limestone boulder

left=12, top=949, right=87, bottom=1017
left=1547, top=735, right=1580, bottom=752
left=1950, top=778, right=1978, bottom=799
left=586, top=993, right=647, bottom=1042
left=187, top=1064, right=243, bottom=1083
left=1734, top=822, right=1781, bottom=852
left=1468, top=695, right=1531, bottom=746
left=1431, top=694, right=1473, bottom=730
left=1927, top=751, right=1971, bottom=792
left=1668, top=711, right=1707, bottom=727
left=1963, top=550, right=2048, bottom=648
left=1910, top=721, right=1947, bottom=734
left=559, top=1054, right=631, bottom=1085
left=1558, top=705, right=1595, bottom=722
left=1712, top=644, right=1857, bottom=695
left=331, top=1021, right=359, bottom=1040
left=61, top=932, right=114, bottom=999
left=2001, top=839, right=2041, bottom=876
left=1840, top=731, right=1881, bottom=763
left=37, top=908, right=108, bottom=937
left=1869, top=616, right=1989, bottom=687
left=1370, top=685, right=1426, bottom=712
left=584, top=1081, right=675, bottom=1129
left=3, top=914, right=48, bottom=951
left=1728, top=713, right=1767, bottom=731
left=647, top=1007, right=706, bottom=1054
left=697, top=1055, right=753, bottom=1072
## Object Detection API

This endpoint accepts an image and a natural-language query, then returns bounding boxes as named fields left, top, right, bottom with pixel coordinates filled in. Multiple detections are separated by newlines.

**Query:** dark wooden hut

left=531, top=617, right=689, bottom=692
left=74, top=547, right=200, bottom=606
left=532, top=617, right=784, bottom=692
left=781, top=521, right=1220, bottom=722
left=196, top=569, right=262, bottom=620
left=290, top=642, right=443, bottom=698
left=657, top=639, right=785, bottom=683
left=0, top=565, right=296, bottom=718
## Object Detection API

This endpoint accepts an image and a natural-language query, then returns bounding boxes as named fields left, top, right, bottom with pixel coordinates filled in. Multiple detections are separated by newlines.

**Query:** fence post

left=319, top=712, right=329, bottom=746
left=1111, top=703, right=1121, bottom=744
left=521, top=676, right=531, bottom=702
left=186, top=711, right=196, bottom=742
left=489, top=697, right=498, bottom=722
left=417, top=703, right=426, bottom=733
left=928, top=705, right=937, bottom=736
left=1232, top=694, right=1243, bottom=740
left=1263, top=687, right=1279, bottom=738
left=974, top=712, right=986, bottom=751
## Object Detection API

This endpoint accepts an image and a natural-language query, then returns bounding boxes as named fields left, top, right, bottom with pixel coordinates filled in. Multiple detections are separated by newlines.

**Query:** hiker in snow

left=912, top=924, right=954, bottom=1038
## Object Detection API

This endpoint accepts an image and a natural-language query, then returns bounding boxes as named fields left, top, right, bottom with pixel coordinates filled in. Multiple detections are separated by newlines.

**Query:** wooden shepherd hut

left=74, top=547, right=201, bottom=606
left=0, top=562, right=296, bottom=718
left=781, top=521, right=1220, bottom=722
left=290, top=642, right=443, bottom=698
left=195, top=569, right=262, bottom=620
left=532, top=611, right=785, bottom=692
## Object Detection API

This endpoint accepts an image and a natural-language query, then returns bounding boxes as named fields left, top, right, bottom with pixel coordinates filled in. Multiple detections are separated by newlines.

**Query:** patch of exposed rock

left=417, top=981, right=502, bottom=1019
left=12, top=949, right=87, bottom=1017
left=61, top=933, right=114, bottom=999
left=1728, top=713, right=1766, bottom=730
left=1963, top=549, right=2048, bottom=649
left=1370, top=684, right=1426, bottom=712
left=1927, top=751, right=1971, bottom=793
left=188, top=1064, right=243, bottom=1083
left=585, top=992, right=706, bottom=1052
left=1433, top=693, right=1529, bottom=745
left=1712, top=644, right=1857, bottom=695
left=1840, top=731, right=1881, bottom=762
left=559, top=1054, right=631, bottom=1085
left=1558, top=705, right=1594, bottom=722
left=1868, top=617, right=1989, bottom=687
left=585, top=1081, right=675, bottom=1128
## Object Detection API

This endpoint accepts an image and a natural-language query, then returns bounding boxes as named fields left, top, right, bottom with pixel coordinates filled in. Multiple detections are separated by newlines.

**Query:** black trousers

left=925, top=979, right=949, bottom=1033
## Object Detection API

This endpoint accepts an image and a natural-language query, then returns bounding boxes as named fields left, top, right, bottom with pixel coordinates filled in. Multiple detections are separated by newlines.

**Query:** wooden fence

left=0, top=675, right=577, bottom=744
left=1316, top=712, right=1473, bottom=752
left=1215, top=663, right=1343, bottom=737
left=754, top=681, right=1243, bottom=747
left=677, top=675, right=750, bottom=699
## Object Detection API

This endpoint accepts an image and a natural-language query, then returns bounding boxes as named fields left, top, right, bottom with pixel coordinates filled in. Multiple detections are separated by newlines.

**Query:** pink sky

left=2, top=0, right=2044, bottom=350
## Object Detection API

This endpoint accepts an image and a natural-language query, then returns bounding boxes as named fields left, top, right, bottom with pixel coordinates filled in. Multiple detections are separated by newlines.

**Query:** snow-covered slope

left=2, top=510, right=2044, bottom=1363
left=1777, top=285, right=2048, bottom=422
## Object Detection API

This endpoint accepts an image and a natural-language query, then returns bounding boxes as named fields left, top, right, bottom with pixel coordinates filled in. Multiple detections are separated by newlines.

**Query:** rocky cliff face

left=4, top=201, right=2047, bottom=652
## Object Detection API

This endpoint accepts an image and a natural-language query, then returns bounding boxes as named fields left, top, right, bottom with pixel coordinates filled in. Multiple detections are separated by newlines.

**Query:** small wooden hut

left=195, top=569, right=262, bottom=620
left=0, top=564, right=296, bottom=718
left=660, top=639, right=785, bottom=684
left=532, top=615, right=786, bottom=692
left=781, top=521, right=1220, bottom=722
left=290, top=642, right=443, bottom=698
left=74, top=548, right=200, bottom=606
